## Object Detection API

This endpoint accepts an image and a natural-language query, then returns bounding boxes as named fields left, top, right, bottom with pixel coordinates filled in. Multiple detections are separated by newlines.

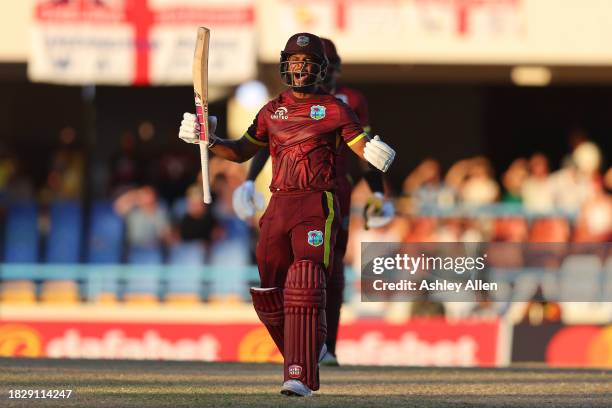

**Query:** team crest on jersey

left=335, top=94, right=348, bottom=104
left=310, top=105, right=326, bottom=120
left=307, top=230, right=324, bottom=247
left=288, top=365, right=302, bottom=378
left=271, top=107, right=288, bottom=120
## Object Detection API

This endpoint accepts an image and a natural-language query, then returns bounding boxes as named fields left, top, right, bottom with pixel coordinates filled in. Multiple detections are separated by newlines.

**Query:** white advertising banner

left=29, top=0, right=256, bottom=86
left=257, top=0, right=612, bottom=65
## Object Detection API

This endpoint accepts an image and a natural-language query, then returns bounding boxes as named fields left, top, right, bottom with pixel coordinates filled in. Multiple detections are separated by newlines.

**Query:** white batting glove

left=178, top=112, right=218, bottom=146
left=232, top=180, right=265, bottom=220
left=364, top=192, right=395, bottom=229
left=364, top=135, right=395, bottom=173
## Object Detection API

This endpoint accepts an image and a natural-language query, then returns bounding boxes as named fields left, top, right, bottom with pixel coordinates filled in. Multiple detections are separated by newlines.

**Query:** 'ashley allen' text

left=372, top=279, right=497, bottom=292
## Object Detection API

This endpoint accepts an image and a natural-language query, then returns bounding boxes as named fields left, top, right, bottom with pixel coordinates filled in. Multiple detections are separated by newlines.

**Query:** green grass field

left=0, top=358, right=610, bottom=407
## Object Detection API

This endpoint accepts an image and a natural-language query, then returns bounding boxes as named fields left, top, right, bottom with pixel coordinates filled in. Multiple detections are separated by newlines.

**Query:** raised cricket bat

left=193, top=27, right=212, bottom=204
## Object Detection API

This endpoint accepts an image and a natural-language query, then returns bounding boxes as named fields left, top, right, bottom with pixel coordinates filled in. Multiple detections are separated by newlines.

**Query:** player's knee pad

left=283, top=260, right=327, bottom=391
left=250, top=287, right=285, bottom=356
left=251, top=287, right=284, bottom=326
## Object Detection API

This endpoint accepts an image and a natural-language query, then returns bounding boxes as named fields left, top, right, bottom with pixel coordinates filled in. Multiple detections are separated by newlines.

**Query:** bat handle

left=199, top=142, right=212, bottom=204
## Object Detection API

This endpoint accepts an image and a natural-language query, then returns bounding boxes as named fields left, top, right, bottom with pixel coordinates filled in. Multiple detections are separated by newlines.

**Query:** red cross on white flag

left=29, top=0, right=256, bottom=86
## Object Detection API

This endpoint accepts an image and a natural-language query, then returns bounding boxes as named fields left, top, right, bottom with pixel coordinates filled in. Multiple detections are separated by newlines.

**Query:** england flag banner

left=29, top=0, right=255, bottom=86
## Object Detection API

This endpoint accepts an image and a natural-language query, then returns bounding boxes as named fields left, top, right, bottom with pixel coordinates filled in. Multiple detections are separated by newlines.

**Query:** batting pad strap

left=283, top=288, right=325, bottom=308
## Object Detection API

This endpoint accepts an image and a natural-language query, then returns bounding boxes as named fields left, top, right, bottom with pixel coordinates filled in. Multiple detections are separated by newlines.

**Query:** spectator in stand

left=403, top=158, right=455, bottom=211
left=573, top=183, right=612, bottom=242
left=110, top=131, right=141, bottom=196
left=157, top=147, right=199, bottom=205
left=549, top=141, right=600, bottom=216
left=114, top=185, right=172, bottom=250
left=501, top=158, right=528, bottom=204
left=446, top=156, right=499, bottom=206
left=521, top=153, right=554, bottom=214
left=178, top=185, right=220, bottom=248
left=40, top=127, right=84, bottom=203
left=0, top=152, right=34, bottom=204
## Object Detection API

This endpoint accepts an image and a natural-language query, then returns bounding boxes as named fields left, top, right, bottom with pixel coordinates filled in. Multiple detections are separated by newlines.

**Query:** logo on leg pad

left=288, top=364, right=303, bottom=378
left=307, top=230, right=324, bottom=247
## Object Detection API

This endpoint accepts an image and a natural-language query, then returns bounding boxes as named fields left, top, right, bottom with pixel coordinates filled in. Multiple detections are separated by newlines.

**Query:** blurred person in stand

left=403, top=158, right=455, bottom=211
left=521, top=153, right=554, bottom=214
left=113, top=185, right=172, bottom=251
left=156, top=144, right=198, bottom=205
left=177, top=185, right=221, bottom=250
left=110, top=131, right=141, bottom=196
left=501, top=158, right=528, bottom=204
left=445, top=156, right=499, bottom=206
left=573, top=183, right=612, bottom=242
left=560, top=127, right=589, bottom=168
left=549, top=141, right=600, bottom=216
left=604, top=166, right=612, bottom=193
left=40, top=127, right=84, bottom=203
left=0, top=151, right=34, bottom=205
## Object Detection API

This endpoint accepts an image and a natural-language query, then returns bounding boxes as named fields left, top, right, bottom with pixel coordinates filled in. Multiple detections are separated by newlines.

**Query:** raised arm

left=179, top=113, right=262, bottom=163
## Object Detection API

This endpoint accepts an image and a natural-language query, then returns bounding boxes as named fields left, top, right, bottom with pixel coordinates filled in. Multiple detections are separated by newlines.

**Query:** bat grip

left=199, top=142, right=212, bottom=204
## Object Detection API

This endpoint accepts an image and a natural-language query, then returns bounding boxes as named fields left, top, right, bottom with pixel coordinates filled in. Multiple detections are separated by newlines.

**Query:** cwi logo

left=288, top=364, right=302, bottom=378
left=271, top=107, right=289, bottom=120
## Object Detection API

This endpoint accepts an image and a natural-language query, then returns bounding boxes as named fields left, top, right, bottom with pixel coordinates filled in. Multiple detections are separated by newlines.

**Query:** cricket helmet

left=280, top=32, right=328, bottom=89
left=321, top=37, right=341, bottom=70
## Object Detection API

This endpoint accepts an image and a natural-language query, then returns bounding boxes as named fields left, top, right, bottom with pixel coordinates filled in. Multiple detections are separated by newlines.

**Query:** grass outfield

left=0, top=359, right=610, bottom=407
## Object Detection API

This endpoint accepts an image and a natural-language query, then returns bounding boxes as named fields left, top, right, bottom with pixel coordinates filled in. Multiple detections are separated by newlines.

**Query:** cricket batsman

left=232, top=37, right=395, bottom=366
left=178, top=33, right=395, bottom=396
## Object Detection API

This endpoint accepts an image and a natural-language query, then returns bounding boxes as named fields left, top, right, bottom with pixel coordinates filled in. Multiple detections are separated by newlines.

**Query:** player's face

left=287, top=53, right=318, bottom=87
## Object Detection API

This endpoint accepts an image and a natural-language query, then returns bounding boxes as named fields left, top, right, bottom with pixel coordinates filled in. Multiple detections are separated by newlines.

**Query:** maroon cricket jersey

left=245, top=89, right=365, bottom=192
left=333, top=86, right=370, bottom=182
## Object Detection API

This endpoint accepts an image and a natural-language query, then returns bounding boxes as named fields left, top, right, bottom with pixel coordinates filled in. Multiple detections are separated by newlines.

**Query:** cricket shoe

left=319, top=349, right=339, bottom=367
left=280, top=380, right=313, bottom=397
left=319, top=343, right=327, bottom=363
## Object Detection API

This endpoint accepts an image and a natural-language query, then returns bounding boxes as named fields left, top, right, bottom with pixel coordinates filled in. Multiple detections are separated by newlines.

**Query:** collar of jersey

left=282, top=89, right=335, bottom=103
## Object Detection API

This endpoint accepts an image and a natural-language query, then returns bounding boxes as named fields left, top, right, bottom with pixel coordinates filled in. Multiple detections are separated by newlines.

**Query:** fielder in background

left=178, top=33, right=395, bottom=397
left=232, top=37, right=395, bottom=366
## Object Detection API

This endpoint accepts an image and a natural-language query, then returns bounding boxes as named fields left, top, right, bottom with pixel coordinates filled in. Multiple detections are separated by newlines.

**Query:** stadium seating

left=124, top=265, right=162, bottom=305
left=40, top=280, right=80, bottom=304
left=559, top=254, right=602, bottom=301
left=4, top=202, right=38, bottom=263
left=0, top=280, right=36, bottom=304
left=46, top=201, right=82, bottom=263
left=87, top=201, right=124, bottom=264
left=168, top=242, right=205, bottom=265
left=128, top=246, right=163, bottom=264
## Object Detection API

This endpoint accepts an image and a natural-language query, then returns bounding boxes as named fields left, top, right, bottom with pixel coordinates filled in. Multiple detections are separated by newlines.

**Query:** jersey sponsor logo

left=288, top=364, right=302, bottom=378
left=307, top=230, right=324, bottom=247
left=296, top=35, right=310, bottom=47
left=310, top=105, right=326, bottom=120
left=271, top=107, right=289, bottom=120
left=335, top=94, right=348, bottom=104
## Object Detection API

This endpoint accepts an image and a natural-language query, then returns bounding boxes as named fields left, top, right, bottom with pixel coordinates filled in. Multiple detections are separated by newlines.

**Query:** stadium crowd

left=0, top=125, right=610, bottom=316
